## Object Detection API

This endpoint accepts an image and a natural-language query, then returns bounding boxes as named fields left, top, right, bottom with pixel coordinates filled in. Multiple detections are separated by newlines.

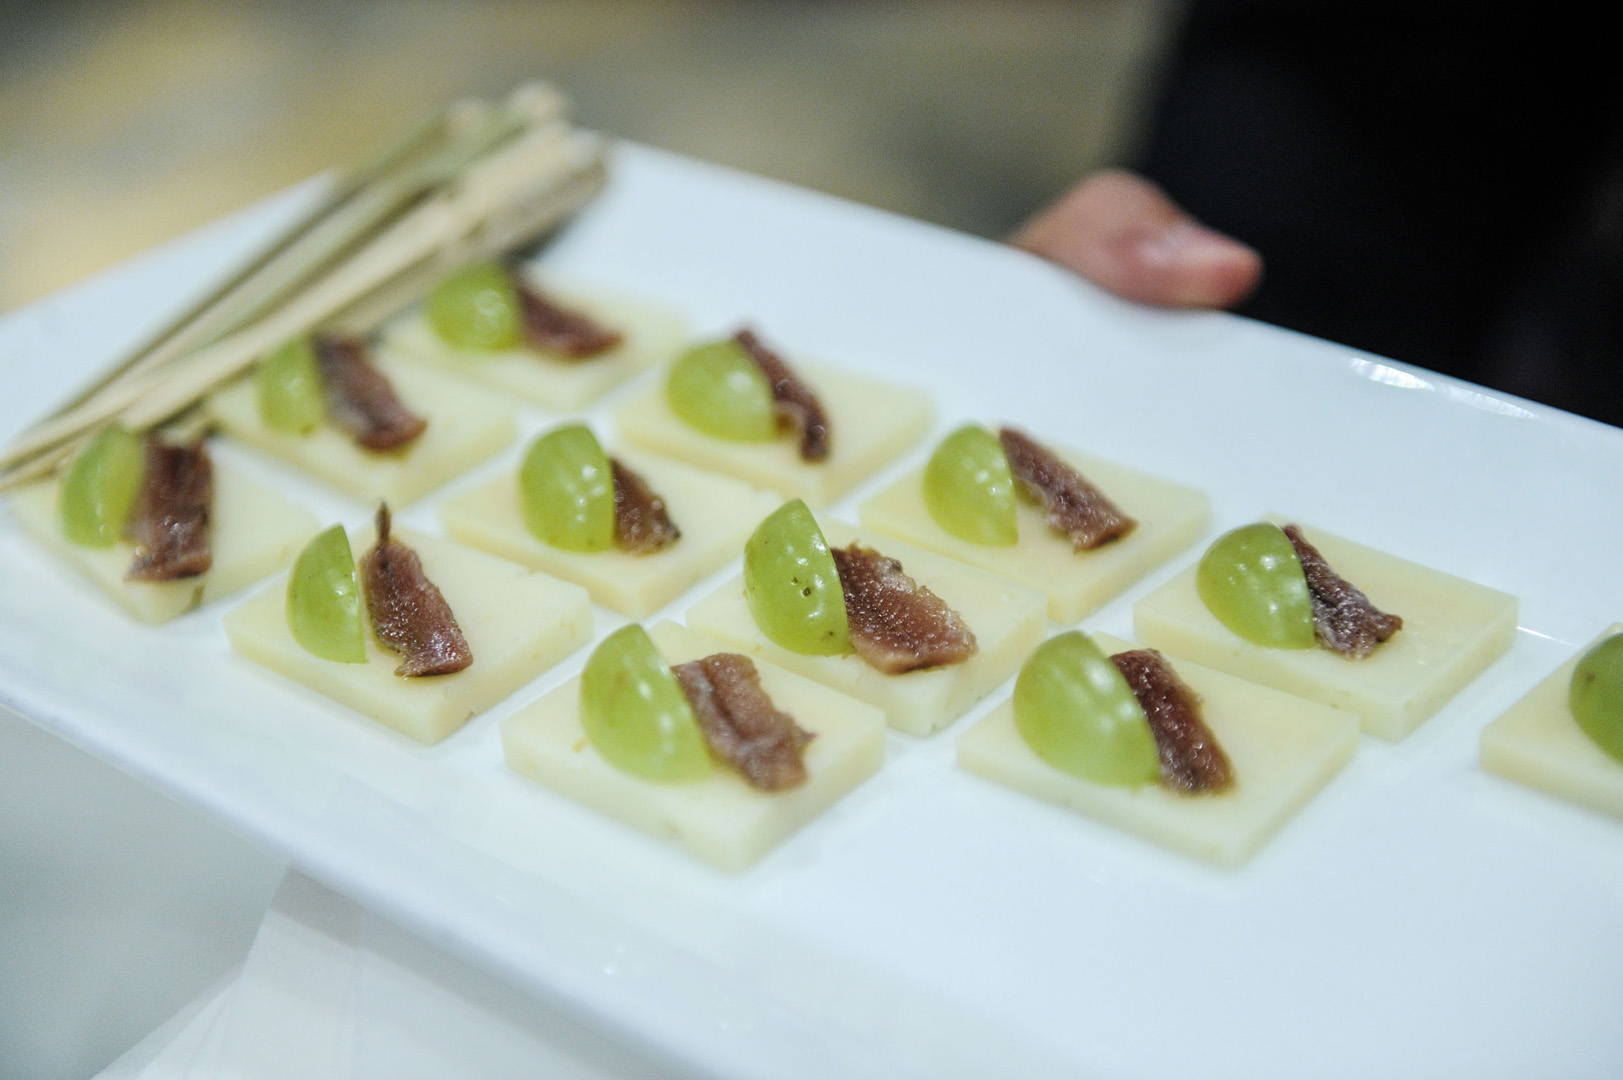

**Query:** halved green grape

left=518, top=424, right=615, bottom=552
left=1196, top=523, right=1315, bottom=649
left=922, top=423, right=1017, bottom=545
left=665, top=339, right=777, bottom=441
left=427, top=262, right=521, bottom=351
left=580, top=623, right=711, bottom=783
left=286, top=524, right=366, bottom=663
left=1013, top=631, right=1161, bottom=786
left=743, top=499, right=850, bottom=656
left=1571, top=632, right=1623, bottom=765
left=59, top=424, right=146, bottom=547
left=255, top=336, right=326, bottom=435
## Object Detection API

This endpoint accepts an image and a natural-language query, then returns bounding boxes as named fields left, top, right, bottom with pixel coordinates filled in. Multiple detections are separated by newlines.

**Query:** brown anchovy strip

left=611, top=458, right=680, bottom=554
left=315, top=334, right=427, bottom=452
left=831, top=542, right=977, bottom=674
left=360, top=504, right=472, bottom=677
left=1282, top=524, right=1403, bottom=659
left=124, top=436, right=213, bottom=582
left=1110, top=648, right=1233, bottom=795
left=735, top=328, right=830, bottom=462
left=673, top=652, right=813, bottom=791
left=508, top=266, right=623, bottom=358
left=998, top=427, right=1136, bottom=550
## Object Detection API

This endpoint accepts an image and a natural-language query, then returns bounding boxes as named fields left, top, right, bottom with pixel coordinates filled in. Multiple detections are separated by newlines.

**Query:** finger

left=1011, top=169, right=1263, bottom=310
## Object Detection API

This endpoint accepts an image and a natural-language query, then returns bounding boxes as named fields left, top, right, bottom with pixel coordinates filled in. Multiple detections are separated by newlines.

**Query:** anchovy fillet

left=674, top=652, right=812, bottom=791
left=1283, top=524, right=1402, bottom=659
left=361, top=504, right=472, bottom=677
left=316, top=334, right=427, bottom=452
left=1111, top=648, right=1233, bottom=794
left=736, top=328, right=830, bottom=462
left=831, top=543, right=977, bottom=674
left=510, top=267, right=623, bottom=358
left=998, top=427, right=1135, bottom=550
left=611, top=458, right=680, bottom=554
left=125, top=437, right=212, bottom=582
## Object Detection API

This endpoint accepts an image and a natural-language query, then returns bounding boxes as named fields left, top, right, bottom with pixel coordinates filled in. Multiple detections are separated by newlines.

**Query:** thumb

left=1011, top=169, right=1262, bottom=310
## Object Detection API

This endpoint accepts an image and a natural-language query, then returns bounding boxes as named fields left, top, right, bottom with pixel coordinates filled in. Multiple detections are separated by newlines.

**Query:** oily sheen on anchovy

left=315, top=334, right=428, bottom=452
left=361, top=504, right=472, bottom=677
left=124, top=437, right=213, bottom=582
left=1110, top=648, right=1233, bottom=794
left=998, top=427, right=1135, bottom=550
left=831, top=542, right=977, bottom=674
left=673, top=652, right=813, bottom=791
left=611, top=458, right=680, bottom=554
left=1282, top=524, right=1402, bottom=659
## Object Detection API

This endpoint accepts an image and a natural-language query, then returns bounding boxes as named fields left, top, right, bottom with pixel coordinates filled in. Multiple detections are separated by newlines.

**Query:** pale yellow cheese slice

left=859, top=443, right=1210, bottom=623
left=685, top=521, right=1047, bottom=736
left=1480, top=624, right=1623, bottom=819
left=437, top=448, right=778, bottom=618
left=501, top=621, right=886, bottom=872
left=224, top=527, right=592, bottom=745
left=206, top=349, right=515, bottom=507
left=382, top=277, right=687, bottom=411
left=612, top=360, right=932, bottom=508
left=1133, top=518, right=1518, bottom=741
left=958, top=632, right=1360, bottom=868
left=9, top=460, right=318, bottom=624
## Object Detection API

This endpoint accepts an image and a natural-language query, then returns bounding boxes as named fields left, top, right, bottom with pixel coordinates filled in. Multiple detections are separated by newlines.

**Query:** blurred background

left=0, top=0, right=1182, bottom=313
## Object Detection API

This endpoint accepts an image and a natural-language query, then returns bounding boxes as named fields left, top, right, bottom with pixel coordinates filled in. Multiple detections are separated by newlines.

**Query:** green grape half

left=1013, top=631, right=1161, bottom=786
left=922, top=423, right=1018, bottom=545
left=58, top=424, right=146, bottom=547
left=1196, top=523, right=1315, bottom=649
left=286, top=524, right=366, bottom=663
left=579, top=623, right=711, bottom=783
left=518, top=424, right=615, bottom=553
left=743, top=499, right=850, bottom=656
left=427, top=262, right=521, bottom=351
left=665, top=339, right=777, bottom=441
left=1570, top=632, right=1623, bottom=765
left=256, top=336, right=326, bottom=435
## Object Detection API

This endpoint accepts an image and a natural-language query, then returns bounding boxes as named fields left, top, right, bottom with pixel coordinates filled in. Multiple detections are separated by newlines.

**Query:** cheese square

left=1133, top=518, right=1519, bottom=741
left=957, top=632, right=1360, bottom=868
left=1480, top=625, right=1623, bottom=819
left=437, top=448, right=778, bottom=618
left=684, top=520, right=1047, bottom=736
left=859, top=444, right=1210, bottom=623
left=224, top=528, right=592, bottom=744
left=382, top=276, right=687, bottom=411
left=9, top=459, right=319, bottom=624
left=502, top=621, right=886, bottom=871
left=613, top=360, right=932, bottom=508
left=206, top=349, right=516, bottom=507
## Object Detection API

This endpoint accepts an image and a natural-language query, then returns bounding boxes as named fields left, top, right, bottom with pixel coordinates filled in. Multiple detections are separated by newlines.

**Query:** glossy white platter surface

left=2, top=143, right=1621, bottom=1080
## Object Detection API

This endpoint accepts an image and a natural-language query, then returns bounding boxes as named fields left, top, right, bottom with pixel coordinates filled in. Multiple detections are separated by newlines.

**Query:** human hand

left=1011, top=169, right=1262, bottom=310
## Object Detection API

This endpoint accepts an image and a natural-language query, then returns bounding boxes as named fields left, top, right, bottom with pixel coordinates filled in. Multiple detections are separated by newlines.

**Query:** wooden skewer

left=13, top=102, right=535, bottom=458
left=0, top=83, right=603, bottom=491
left=38, top=107, right=454, bottom=424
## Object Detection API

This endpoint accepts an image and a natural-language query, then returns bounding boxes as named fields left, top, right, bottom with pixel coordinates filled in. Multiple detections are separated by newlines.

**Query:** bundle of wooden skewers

left=0, top=81, right=608, bottom=492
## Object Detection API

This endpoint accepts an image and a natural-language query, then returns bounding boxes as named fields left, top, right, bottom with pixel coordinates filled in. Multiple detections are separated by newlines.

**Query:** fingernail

left=1135, top=222, right=1243, bottom=266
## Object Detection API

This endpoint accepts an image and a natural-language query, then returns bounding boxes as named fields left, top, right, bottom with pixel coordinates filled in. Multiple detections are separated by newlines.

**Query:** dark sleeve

left=1134, top=1, right=1623, bottom=424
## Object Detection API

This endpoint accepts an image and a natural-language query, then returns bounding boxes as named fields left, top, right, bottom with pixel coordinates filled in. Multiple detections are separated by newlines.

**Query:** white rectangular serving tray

left=3, top=142, right=1622, bottom=1080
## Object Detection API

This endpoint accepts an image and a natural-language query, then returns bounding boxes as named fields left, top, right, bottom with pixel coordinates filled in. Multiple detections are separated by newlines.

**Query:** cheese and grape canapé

left=426, top=261, right=625, bottom=360
left=1197, top=522, right=1401, bottom=658
left=743, top=499, right=977, bottom=675
left=579, top=624, right=813, bottom=790
left=665, top=330, right=830, bottom=461
left=517, top=424, right=679, bottom=556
